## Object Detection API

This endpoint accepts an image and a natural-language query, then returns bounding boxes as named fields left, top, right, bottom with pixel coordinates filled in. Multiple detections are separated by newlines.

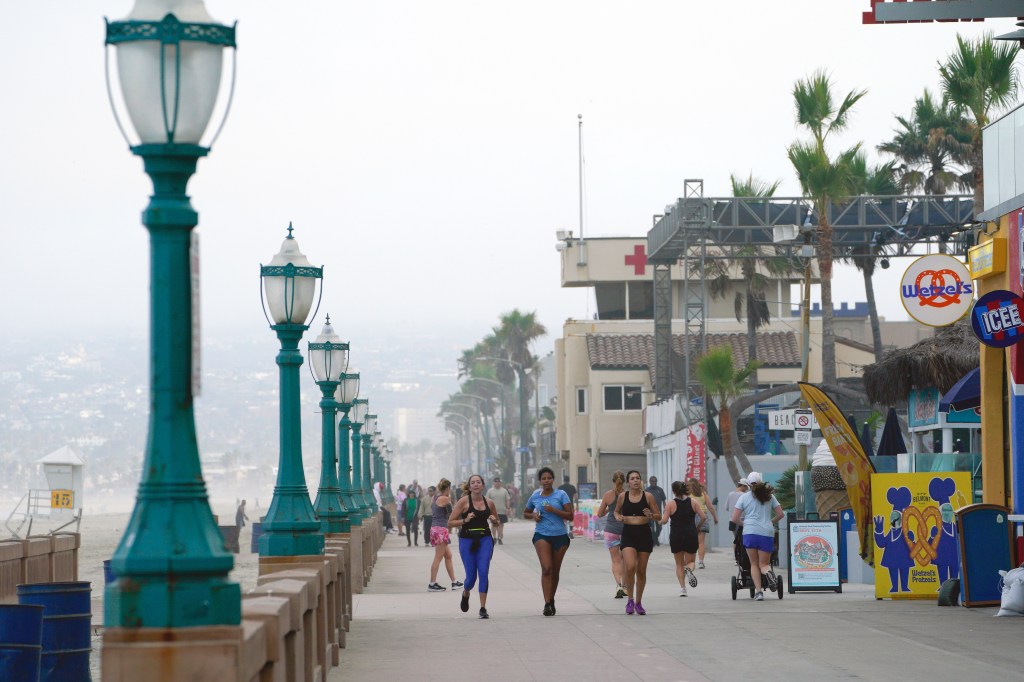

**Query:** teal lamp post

left=363, top=414, right=379, bottom=512
left=335, top=371, right=360, bottom=527
left=309, top=316, right=350, bottom=534
left=103, top=0, right=239, bottom=628
left=259, top=227, right=325, bottom=557
left=381, top=440, right=395, bottom=504
left=349, top=398, right=369, bottom=518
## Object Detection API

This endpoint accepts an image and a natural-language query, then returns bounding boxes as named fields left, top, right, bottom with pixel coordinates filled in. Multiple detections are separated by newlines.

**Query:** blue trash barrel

left=17, top=582, right=91, bottom=682
left=0, top=604, right=44, bottom=682
left=103, top=560, right=116, bottom=586
left=251, top=522, right=264, bottom=553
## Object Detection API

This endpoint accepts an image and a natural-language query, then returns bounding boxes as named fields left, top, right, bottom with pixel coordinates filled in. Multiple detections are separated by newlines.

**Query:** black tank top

left=621, top=491, right=650, bottom=517
left=670, top=496, right=697, bottom=532
left=461, top=496, right=491, bottom=538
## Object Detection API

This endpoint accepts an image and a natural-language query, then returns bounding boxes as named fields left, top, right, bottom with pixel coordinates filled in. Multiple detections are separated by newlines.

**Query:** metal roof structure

left=648, top=191, right=976, bottom=264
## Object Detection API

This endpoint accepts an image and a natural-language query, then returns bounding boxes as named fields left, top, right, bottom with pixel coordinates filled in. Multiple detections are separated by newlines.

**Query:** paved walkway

left=332, top=520, right=1022, bottom=681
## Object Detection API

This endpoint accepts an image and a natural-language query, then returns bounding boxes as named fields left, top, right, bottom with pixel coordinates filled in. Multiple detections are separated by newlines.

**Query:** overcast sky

left=1, top=1, right=1012, bottom=356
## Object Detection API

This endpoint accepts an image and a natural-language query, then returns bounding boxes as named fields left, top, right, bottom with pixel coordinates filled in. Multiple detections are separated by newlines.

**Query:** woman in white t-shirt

left=730, top=471, right=783, bottom=601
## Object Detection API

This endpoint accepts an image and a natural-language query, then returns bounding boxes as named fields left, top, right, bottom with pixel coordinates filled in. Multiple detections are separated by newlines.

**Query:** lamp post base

left=106, top=576, right=240, bottom=629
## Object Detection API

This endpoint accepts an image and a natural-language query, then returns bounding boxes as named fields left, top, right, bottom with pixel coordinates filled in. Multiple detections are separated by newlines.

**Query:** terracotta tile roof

left=587, top=331, right=801, bottom=370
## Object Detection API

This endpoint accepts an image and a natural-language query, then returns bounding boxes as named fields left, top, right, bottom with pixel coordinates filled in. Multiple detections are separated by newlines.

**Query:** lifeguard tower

left=4, top=445, right=85, bottom=537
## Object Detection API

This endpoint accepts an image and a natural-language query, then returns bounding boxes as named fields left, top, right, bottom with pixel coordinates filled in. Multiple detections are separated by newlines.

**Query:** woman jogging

left=597, top=470, right=627, bottom=598
left=661, top=480, right=705, bottom=596
left=427, top=479, right=463, bottom=592
left=614, top=470, right=660, bottom=615
left=449, top=474, right=500, bottom=619
left=730, top=471, right=783, bottom=601
left=688, top=478, right=718, bottom=568
left=525, top=467, right=574, bottom=617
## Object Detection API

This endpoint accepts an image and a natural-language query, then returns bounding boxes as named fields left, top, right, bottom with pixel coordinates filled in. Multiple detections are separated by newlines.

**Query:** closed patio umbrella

left=876, top=407, right=907, bottom=457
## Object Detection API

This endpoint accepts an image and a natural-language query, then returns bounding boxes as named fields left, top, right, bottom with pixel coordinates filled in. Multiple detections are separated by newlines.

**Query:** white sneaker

left=754, top=591, right=764, bottom=601
left=685, top=567, right=698, bottom=588
left=679, top=586, right=688, bottom=597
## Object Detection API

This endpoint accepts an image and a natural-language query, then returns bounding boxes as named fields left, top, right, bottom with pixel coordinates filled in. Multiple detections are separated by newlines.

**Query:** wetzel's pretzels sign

left=900, top=254, right=974, bottom=327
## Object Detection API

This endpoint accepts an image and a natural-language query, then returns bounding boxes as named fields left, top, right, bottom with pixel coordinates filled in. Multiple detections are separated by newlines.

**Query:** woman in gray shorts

left=597, top=470, right=627, bottom=598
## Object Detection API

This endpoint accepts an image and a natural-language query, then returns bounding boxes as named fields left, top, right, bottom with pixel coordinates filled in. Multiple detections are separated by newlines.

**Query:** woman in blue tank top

left=525, top=467, right=574, bottom=617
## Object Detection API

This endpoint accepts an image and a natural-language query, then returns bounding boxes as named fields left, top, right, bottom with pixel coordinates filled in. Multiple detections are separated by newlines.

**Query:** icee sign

left=900, top=254, right=974, bottom=327
left=971, top=290, right=1024, bottom=349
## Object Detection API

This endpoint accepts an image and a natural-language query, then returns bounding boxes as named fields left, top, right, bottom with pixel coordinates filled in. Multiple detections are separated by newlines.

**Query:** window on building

left=594, top=283, right=626, bottom=320
left=576, top=387, right=588, bottom=415
left=603, top=385, right=643, bottom=411
left=628, top=281, right=654, bottom=319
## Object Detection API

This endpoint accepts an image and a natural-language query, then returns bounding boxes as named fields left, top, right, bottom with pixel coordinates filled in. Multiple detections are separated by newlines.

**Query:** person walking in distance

left=427, top=479, right=464, bottom=592
left=403, top=486, right=420, bottom=547
left=661, top=481, right=705, bottom=596
left=485, top=477, right=511, bottom=545
left=395, top=484, right=408, bottom=537
left=731, top=471, right=783, bottom=601
left=525, top=467, right=574, bottom=616
left=420, top=485, right=435, bottom=547
left=235, top=499, right=249, bottom=530
left=645, top=476, right=667, bottom=546
left=597, top=471, right=627, bottom=598
left=558, top=475, right=578, bottom=507
left=614, top=470, right=660, bottom=615
left=688, top=478, right=718, bottom=568
left=450, top=474, right=500, bottom=619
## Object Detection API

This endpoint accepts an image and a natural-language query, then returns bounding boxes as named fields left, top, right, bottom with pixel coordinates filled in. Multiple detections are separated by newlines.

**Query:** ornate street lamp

left=259, top=226, right=325, bottom=556
left=103, top=0, right=239, bottom=628
left=349, top=398, right=369, bottom=518
left=335, top=370, right=360, bottom=527
left=308, top=316, right=349, bottom=534
left=363, top=414, right=379, bottom=512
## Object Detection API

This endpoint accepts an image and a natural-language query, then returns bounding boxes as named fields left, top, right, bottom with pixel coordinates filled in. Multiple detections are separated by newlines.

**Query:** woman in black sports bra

left=614, top=470, right=660, bottom=615
left=450, top=474, right=500, bottom=619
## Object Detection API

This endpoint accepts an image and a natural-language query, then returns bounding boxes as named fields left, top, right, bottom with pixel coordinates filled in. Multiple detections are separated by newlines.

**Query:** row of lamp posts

left=102, top=0, right=395, bottom=634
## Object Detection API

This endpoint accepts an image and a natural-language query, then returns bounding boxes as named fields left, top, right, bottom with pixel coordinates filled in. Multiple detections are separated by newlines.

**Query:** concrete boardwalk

left=332, top=520, right=1022, bottom=681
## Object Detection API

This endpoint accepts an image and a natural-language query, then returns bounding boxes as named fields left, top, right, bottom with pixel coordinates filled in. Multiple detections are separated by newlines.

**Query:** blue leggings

left=459, top=535, right=494, bottom=593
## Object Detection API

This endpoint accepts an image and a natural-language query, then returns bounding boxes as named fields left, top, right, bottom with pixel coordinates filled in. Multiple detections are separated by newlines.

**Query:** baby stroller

left=731, top=527, right=783, bottom=600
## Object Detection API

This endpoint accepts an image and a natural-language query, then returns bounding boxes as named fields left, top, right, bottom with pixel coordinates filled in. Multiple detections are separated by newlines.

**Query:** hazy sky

left=2, top=1, right=1011, bottom=356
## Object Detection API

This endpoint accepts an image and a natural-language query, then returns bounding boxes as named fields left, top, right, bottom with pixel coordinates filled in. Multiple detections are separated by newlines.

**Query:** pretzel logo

left=915, top=270, right=964, bottom=308
left=902, top=505, right=942, bottom=567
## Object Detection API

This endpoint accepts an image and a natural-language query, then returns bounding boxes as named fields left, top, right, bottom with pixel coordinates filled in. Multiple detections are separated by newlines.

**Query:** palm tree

left=695, top=345, right=758, bottom=483
left=938, top=33, right=1019, bottom=214
left=877, top=89, right=972, bottom=196
left=848, top=156, right=900, bottom=361
left=706, top=173, right=798, bottom=388
left=788, top=70, right=866, bottom=388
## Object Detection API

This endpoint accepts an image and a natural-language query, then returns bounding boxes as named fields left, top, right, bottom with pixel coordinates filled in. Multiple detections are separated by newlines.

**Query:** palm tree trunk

left=862, top=261, right=883, bottom=361
left=972, top=132, right=984, bottom=217
left=818, top=212, right=837, bottom=387
left=718, top=404, right=743, bottom=484
left=746, top=292, right=759, bottom=388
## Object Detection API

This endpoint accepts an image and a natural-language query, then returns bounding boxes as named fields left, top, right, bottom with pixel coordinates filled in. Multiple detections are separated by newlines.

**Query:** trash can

left=0, top=603, right=44, bottom=682
left=17, top=581, right=91, bottom=682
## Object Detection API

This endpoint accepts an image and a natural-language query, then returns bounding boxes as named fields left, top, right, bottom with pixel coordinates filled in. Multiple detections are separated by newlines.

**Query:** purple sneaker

left=625, top=598, right=635, bottom=615
left=635, top=602, right=647, bottom=616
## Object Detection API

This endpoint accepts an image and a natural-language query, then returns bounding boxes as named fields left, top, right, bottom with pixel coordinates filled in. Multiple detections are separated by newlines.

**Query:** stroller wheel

left=731, top=576, right=738, bottom=601
left=777, top=576, right=784, bottom=599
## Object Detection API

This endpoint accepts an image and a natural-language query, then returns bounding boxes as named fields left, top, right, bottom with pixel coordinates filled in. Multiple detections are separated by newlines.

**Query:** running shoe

left=679, top=586, right=688, bottom=597
left=615, top=586, right=626, bottom=599
left=550, top=600, right=556, bottom=615
left=498, top=539, right=503, bottom=545
left=698, top=561, right=705, bottom=569
left=635, top=602, right=646, bottom=615
left=427, top=582, right=446, bottom=592
left=543, top=602, right=554, bottom=617
left=685, top=567, right=697, bottom=588
left=763, top=571, right=777, bottom=591
left=625, top=598, right=635, bottom=615
left=478, top=608, right=489, bottom=619
left=460, top=591, right=470, bottom=612
left=754, top=591, right=764, bottom=601
left=452, top=581, right=464, bottom=589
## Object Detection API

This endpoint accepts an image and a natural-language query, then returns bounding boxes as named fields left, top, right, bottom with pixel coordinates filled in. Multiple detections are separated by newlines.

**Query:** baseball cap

left=747, top=472, right=763, bottom=485
left=739, top=477, right=749, bottom=486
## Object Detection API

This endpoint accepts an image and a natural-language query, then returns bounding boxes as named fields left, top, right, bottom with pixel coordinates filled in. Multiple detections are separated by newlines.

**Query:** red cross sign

left=625, top=244, right=648, bottom=275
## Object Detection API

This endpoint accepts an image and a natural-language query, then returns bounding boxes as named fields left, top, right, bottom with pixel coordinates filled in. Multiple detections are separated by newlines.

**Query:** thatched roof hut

left=863, top=319, right=979, bottom=406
